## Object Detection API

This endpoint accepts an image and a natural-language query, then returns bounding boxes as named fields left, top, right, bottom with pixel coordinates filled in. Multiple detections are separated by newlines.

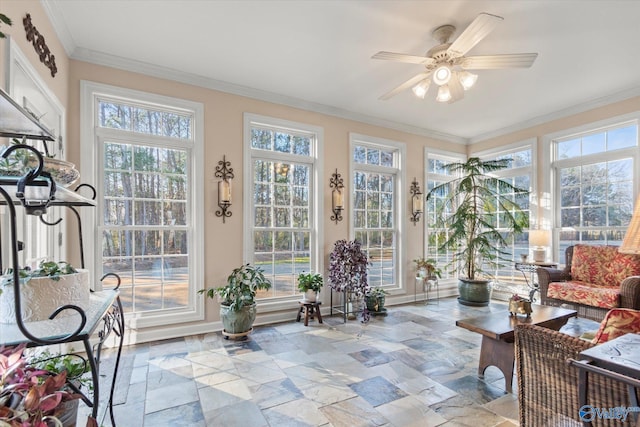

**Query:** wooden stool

left=296, top=301, right=322, bottom=326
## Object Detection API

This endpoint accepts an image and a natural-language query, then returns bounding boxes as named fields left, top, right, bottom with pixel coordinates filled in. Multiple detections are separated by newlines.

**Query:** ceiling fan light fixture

left=458, top=71, right=478, bottom=90
left=436, top=85, right=451, bottom=102
left=432, top=65, right=452, bottom=86
left=411, top=79, right=431, bottom=99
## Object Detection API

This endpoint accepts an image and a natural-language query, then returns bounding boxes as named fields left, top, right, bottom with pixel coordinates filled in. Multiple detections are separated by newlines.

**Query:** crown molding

left=40, top=0, right=76, bottom=57
left=470, top=85, right=640, bottom=144
left=69, top=47, right=467, bottom=145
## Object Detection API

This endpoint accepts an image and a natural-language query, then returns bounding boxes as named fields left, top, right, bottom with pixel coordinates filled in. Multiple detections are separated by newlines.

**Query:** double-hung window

left=244, top=114, right=322, bottom=301
left=81, top=82, right=204, bottom=328
left=351, top=134, right=405, bottom=289
left=550, top=118, right=639, bottom=259
left=425, top=151, right=466, bottom=280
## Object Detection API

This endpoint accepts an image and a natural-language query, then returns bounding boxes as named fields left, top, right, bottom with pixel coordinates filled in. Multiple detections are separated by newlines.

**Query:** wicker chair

left=515, top=324, right=630, bottom=427
left=537, top=245, right=640, bottom=321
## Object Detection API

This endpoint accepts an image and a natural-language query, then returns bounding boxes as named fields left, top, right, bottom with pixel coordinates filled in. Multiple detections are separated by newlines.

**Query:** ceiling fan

left=372, top=12, right=538, bottom=104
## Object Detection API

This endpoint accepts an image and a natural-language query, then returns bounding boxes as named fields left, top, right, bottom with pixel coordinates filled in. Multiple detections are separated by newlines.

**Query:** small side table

left=514, top=261, right=558, bottom=301
left=414, top=275, right=439, bottom=304
left=296, top=301, right=323, bottom=326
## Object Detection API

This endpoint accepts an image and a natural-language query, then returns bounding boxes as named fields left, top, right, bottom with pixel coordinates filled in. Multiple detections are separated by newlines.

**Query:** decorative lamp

left=409, top=178, right=423, bottom=225
left=432, top=65, right=452, bottom=86
left=436, top=85, right=451, bottom=103
left=458, top=71, right=478, bottom=90
left=412, top=79, right=431, bottom=99
left=620, top=195, right=640, bottom=254
left=215, top=155, right=234, bottom=222
left=529, top=229, right=551, bottom=262
left=329, top=169, right=344, bottom=224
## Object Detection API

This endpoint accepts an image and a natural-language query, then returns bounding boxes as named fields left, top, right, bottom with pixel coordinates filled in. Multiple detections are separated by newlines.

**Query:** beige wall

left=0, top=0, right=69, bottom=105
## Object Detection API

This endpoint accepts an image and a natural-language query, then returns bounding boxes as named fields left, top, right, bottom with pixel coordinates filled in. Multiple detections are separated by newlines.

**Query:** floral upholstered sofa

left=537, top=244, right=640, bottom=320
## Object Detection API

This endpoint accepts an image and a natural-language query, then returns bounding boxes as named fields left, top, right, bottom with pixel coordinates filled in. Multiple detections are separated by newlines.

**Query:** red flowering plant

left=0, top=344, right=82, bottom=427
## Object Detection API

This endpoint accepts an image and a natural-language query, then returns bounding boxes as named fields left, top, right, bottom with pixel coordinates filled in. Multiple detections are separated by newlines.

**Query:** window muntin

left=352, top=141, right=400, bottom=288
left=553, top=121, right=638, bottom=259
left=247, top=118, right=318, bottom=300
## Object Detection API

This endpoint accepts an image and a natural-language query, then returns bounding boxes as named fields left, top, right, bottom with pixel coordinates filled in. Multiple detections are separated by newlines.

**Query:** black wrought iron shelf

left=0, top=91, right=124, bottom=426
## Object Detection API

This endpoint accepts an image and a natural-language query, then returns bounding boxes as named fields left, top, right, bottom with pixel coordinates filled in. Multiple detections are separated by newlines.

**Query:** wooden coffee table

left=456, top=305, right=577, bottom=393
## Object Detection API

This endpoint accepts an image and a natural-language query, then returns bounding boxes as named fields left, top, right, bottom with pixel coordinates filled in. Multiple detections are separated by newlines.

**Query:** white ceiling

left=44, top=0, right=640, bottom=144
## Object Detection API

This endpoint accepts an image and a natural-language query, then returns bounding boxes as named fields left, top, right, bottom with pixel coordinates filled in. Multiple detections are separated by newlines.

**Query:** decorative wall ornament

left=409, top=178, right=424, bottom=225
left=23, top=14, right=57, bottom=77
left=215, top=155, right=234, bottom=222
left=329, top=169, right=344, bottom=224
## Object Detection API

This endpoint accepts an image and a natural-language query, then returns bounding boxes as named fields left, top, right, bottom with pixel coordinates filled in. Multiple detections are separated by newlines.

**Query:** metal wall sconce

left=329, top=168, right=344, bottom=224
left=409, top=178, right=424, bottom=225
left=215, top=155, right=234, bottom=223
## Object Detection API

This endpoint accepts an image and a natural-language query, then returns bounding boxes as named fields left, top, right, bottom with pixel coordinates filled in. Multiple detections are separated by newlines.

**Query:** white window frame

left=349, top=133, right=406, bottom=292
left=80, top=81, right=205, bottom=329
left=473, top=139, right=537, bottom=281
left=423, top=148, right=467, bottom=285
left=243, top=113, right=323, bottom=312
left=543, top=113, right=640, bottom=262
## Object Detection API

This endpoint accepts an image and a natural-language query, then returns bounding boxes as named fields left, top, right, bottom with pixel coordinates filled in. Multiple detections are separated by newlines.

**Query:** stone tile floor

left=83, top=297, right=585, bottom=427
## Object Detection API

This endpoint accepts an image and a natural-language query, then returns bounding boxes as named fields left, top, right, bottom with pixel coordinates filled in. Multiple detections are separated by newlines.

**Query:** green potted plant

left=365, top=286, right=389, bottom=314
left=0, top=261, right=90, bottom=323
left=199, top=263, right=271, bottom=338
left=297, top=272, right=323, bottom=303
left=426, top=157, right=528, bottom=306
left=413, top=257, right=442, bottom=280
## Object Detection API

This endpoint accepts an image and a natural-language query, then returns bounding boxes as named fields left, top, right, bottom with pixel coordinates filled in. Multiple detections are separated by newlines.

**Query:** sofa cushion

left=547, top=280, right=619, bottom=309
left=592, top=308, right=640, bottom=344
left=571, top=244, right=640, bottom=288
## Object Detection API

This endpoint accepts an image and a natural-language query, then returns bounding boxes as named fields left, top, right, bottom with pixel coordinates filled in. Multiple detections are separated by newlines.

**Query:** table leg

left=478, top=336, right=515, bottom=393
left=315, top=304, right=323, bottom=324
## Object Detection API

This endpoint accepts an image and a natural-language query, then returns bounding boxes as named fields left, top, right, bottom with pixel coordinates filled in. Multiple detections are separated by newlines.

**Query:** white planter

left=0, top=270, right=90, bottom=323
left=302, top=290, right=318, bottom=302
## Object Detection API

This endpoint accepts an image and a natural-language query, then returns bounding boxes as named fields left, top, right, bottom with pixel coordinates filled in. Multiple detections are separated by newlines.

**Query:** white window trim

left=243, top=113, right=324, bottom=313
left=349, top=133, right=406, bottom=292
left=80, top=81, right=205, bottom=328
left=543, top=113, right=640, bottom=261
left=473, top=138, right=539, bottom=224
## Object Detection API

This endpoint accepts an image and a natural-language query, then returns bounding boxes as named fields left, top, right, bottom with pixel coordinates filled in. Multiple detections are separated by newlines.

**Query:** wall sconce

left=409, top=178, right=424, bottom=225
left=329, top=168, right=344, bottom=224
left=215, top=155, right=234, bottom=223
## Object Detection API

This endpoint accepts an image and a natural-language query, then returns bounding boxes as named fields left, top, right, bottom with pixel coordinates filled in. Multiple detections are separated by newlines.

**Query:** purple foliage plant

left=328, top=240, right=370, bottom=322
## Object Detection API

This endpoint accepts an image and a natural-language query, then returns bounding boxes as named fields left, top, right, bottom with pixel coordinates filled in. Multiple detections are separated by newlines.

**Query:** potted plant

left=364, top=286, right=389, bottom=314
left=26, top=349, right=92, bottom=427
left=198, top=263, right=271, bottom=338
left=0, top=344, right=83, bottom=427
left=0, top=261, right=90, bottom=323
left=413, top=257, right=442, bottom=280
left=297, top=272, right=323, bottom=302
left=426, top=157, right=528, bottom=306
left=328, top=240, right=370, bottom=321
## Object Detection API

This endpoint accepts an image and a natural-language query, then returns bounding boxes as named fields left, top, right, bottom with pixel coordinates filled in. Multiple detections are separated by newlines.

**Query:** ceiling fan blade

left=379, top=72, right=431, bottom=100
left=447, top=13, right=503, bottom=58
left=461, top=53, right=538, bottom=69
left=372, top=51, right=435, bottom=65
left=448, top=74, right=465, bottom=103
